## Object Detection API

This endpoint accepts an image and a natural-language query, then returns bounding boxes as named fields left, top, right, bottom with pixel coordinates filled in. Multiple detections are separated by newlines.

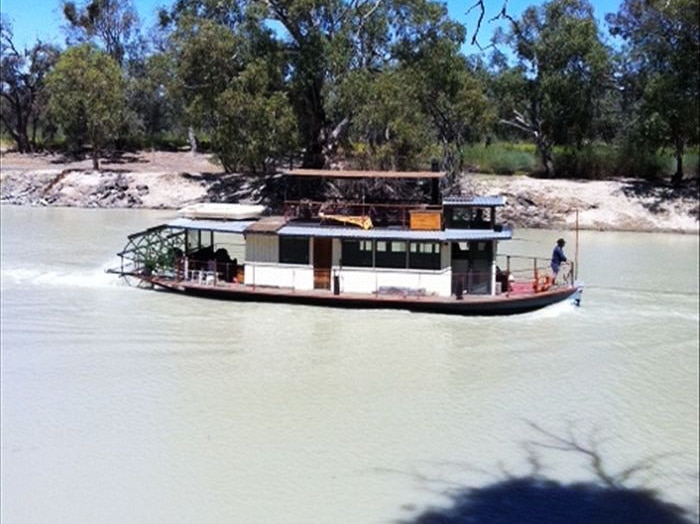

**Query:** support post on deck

left=533, top=257, right=538, bottom=281
left=575, top=209, right=580, bottom=281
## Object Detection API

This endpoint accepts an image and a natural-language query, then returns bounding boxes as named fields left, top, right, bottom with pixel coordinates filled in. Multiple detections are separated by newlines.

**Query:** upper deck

left=270, top=167, right=508, bottom=237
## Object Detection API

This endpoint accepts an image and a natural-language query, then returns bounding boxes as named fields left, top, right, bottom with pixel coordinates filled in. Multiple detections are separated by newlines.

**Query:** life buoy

left=532, top=275, right=552, bottom=293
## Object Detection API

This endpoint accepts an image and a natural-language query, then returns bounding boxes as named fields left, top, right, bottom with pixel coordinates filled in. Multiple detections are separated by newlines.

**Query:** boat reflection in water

left=108, top=169, right=582, bottom=315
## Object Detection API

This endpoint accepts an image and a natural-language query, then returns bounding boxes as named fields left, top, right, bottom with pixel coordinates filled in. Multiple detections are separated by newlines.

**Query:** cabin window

left=467, top=240, right=493, bottom=259
left=186, top=229, right=200, bottom=253
left=472, top=208, right=490, bottom=228
left=409, top=242, right=441, bottom=269
left=448, top=208, right=471, bottom=228
left=375, top=241, right=407, bottom=268
left=341, top=239, right=373, bottom=267
left=446, top=207, right=492, bottom=229
left=279, top=237, right=309, bottom=264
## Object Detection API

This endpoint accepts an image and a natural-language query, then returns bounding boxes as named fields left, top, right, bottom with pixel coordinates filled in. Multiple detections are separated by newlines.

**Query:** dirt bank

left=1, top=151, right=697, bottom=233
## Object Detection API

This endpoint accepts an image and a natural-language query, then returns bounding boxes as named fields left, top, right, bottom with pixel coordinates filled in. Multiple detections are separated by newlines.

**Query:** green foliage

left=62, top=0, right=143, bottom=67
left=553, top=145, right=618, bottom=179
left=170, top=18, right=244, bottom=129
left=162, top=6, right=290, bottom=164
left=462, top=143, right=537, bottom=175
left=3, top=0, right=698, bottom=188
left=46, top=44, right=125, bottom=169
left=403, top=38, right=495, bottom=173
left=459, top=142, right=697, bottom=181
left=1, top=19, right=60, bottom=152
left=0, top=134, right=15, bottom=149
left=341, top=69, right=435, bottom=171
left=212, top=61, right=297, bottom=173
left=491, top=0, right=611, bottom=177
left=612, top=145, right=699, bottom=181
left=613, top=149, right=670, bottom=180
left=607, top=0, right=699, bottom=185
left=124, top=53, right=186, bottom=148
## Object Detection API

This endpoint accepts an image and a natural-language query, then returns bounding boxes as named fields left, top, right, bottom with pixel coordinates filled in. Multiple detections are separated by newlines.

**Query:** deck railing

left=113, top=253, right=574, bottom=297
left=172, top=258, right=244, bottom=285
left=495, top=254, right=575, bottom=292
left=283, top=199, right=440, bottom=227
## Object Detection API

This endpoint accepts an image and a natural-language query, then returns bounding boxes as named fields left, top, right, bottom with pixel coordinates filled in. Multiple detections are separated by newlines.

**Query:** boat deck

left=174, top=279, right=543, bottom=302
left=145, top=276, right=580, bottom=316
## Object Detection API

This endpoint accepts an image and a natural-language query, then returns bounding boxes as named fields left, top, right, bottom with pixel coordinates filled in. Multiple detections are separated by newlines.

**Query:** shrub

left=462, top=143, right=537, bottom=174
left=554, top=145, right=617, bottom=179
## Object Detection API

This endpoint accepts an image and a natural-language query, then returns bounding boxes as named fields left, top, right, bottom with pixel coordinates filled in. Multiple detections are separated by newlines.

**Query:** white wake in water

left=1, top=260, right=124, bottom=289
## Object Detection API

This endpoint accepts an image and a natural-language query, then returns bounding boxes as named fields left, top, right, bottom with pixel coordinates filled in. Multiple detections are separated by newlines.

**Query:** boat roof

left=442, top=195, right=506, bottom=207
left=177, top=202, right=265, bottom=220
left=278, top=223, right=512, bottom=241
left=244, top=216, right=287, bottom=234
left=167, top=217, right=256, bottom=233
left=166, top=217, right=512, bottom=241
left=282, top=168, right=445, bottom=179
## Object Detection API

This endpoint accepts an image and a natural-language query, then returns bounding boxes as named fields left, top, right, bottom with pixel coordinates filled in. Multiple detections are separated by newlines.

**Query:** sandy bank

left=1, top=151, right=697, bottom=233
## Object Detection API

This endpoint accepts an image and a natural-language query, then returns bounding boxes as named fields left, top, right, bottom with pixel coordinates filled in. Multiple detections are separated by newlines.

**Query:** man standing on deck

left=551, top=238, right=568, bottom=282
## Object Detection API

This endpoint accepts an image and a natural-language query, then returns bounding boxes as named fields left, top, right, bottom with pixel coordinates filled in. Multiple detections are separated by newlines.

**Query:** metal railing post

left=533, top=257, right=538, bottom=281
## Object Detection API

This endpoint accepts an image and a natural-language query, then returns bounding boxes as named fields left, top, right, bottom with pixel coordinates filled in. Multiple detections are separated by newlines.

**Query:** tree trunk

left=500, top=111, right=555, bottom=177
left=188, top=127, right=198, bottom=155
left=0, top=96, right=29, bottom=153
left=537, top=140, right=555, bottom=178
left=30, top=115, right=40, bottom=152
left=671, top=138, right=684, bottom=188
left=302, top=139, right=325, bottom=169
left=92, top=150, right=100, bottom=170
left=3, top=122, right=30, bottom=153
left=15, top=133, right=30, bottom=154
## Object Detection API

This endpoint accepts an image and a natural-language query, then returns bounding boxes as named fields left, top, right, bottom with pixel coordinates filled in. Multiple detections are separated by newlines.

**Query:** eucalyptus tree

left=312, top=0, right=485, bottom=171
left=127, top=52, right=186, bottom=148
left=212, top=60, right=298, bottom=173
left=0, top=19, right=60, bottom=152
left=161, top=0, right=480, bottom=171
left=61, top=0, right=159, bottom=148
left=397, top=18, right=494, bottom=174
left=256, top=0, right=398, bottom=168
left=167, top=17, right=245, bottom=136
left=61, top=0, right=144, bottom=68
left=160, top=7, right=295, bottom=171
left=46, top=44, right=125, bottom=169
left=607, top=0, right=699, bottom=186
left=334, top=69, right=434, bottom=171
left=323, top=0, right=488, bottom=173
left=493, top=0, right=611, bottom=177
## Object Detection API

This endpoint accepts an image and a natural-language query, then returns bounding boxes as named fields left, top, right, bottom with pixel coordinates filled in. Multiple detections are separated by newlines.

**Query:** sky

left=0, top=0, right=623, bottom=54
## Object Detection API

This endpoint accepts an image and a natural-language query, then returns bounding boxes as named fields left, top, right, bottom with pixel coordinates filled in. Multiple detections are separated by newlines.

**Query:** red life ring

left=533, top=275, right=552, bottom=293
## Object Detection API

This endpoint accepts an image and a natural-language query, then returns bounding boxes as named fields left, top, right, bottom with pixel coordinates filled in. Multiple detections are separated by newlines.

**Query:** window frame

left=341, top=239, right=373, bottom=267
left=375, top=240, right=407, bottom=269
left=408, top=241, right=442, bottom=270
left=279, top=236, right=310, bottom=264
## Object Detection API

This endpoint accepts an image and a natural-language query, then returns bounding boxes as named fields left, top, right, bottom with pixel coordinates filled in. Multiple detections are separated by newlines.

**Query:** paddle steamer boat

left=108, top=169, right=582, bottom=315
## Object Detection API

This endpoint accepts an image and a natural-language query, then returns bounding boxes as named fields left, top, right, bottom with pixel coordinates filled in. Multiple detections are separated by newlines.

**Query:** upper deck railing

left=283, top=199, right=443, bottom=228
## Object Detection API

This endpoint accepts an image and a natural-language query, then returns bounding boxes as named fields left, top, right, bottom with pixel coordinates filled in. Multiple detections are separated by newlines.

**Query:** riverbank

left=1, top=151, right=697, bottom=233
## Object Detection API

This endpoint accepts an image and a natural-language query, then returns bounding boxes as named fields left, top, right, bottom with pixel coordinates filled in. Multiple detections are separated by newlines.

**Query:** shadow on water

left=399, top=423, right=696, bottom=524
left=401, top=477, right=691, bottom=524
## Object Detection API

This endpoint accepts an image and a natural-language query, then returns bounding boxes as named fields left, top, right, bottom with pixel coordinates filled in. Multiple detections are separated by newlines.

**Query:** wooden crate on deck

left=409, top=209, right=442, bottom=231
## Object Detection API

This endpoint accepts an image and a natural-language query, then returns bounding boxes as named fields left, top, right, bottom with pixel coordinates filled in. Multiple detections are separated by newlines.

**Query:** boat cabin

left=114, top=169, right=520, bottom=299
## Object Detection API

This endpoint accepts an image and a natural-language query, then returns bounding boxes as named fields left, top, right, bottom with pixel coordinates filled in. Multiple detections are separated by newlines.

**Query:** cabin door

left=313, top=238, right=332, bottom=289
left=451, top=241, right=493, bottom=295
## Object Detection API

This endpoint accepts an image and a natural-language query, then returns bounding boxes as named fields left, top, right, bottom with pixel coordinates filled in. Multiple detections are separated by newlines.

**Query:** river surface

left=1, top=205, right=698, bottom=524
